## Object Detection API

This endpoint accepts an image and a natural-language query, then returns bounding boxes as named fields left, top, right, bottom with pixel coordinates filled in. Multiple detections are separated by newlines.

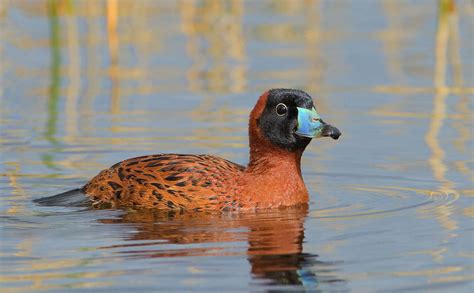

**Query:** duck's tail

left=33, top=188, right=92, bottom=207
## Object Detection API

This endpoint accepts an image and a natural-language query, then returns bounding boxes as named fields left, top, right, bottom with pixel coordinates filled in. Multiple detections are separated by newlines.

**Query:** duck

left=35, top=89, right=341, bottom=211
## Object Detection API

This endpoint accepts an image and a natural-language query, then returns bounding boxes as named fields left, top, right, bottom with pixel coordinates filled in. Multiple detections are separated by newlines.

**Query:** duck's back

left=83, top=154, right=245, bottom=210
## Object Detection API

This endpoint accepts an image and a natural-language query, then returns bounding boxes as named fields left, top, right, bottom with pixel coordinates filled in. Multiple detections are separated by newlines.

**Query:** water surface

left=1, top=0, right=473, bottom=292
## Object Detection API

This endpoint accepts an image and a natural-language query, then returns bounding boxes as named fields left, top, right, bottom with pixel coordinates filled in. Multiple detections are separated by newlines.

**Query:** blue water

left=1, top=0, right=473, bottom=291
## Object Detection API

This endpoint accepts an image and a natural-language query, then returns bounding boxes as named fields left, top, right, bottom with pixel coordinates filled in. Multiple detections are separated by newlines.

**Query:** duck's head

left=249, top=89, right=341, bottom=153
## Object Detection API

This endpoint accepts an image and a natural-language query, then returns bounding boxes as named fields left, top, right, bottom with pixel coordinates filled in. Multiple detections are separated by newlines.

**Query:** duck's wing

left=82, top=154, right=245, bottom=210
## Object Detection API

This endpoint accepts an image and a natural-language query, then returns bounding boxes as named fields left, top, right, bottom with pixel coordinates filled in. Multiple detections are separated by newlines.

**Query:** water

left=1, top=0, right=473, bottom=291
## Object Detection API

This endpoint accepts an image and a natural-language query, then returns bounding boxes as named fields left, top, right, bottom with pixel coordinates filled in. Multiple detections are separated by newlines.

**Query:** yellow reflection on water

left=426, top=0, right=453, bottom=194
left=0, top=273, right=116, bottom=293
left=64, top=1, right=80, bottom=145
left=181, top=0, right=247, bottom=93
left=366, top=1, right=470, bottom=246
left=107, top=0, right=120, bottom=115
left=394, top=265, right=463, bottom=277
left=379, top=1, right=406, bottom=84
left=81, top=1, right=102, bottom=120
left=4, top=163, right=27, bottom=215
left=449, top=0, right=473, bottom=179
left=463, top=205, right=474, bottom=217
left=410, top=0, right=470, bottom=272
left=423, top=0, right=468, bottom=233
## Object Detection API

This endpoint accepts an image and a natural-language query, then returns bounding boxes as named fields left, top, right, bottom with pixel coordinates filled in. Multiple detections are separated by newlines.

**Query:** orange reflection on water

left=97, top=206, right=344, bottom=286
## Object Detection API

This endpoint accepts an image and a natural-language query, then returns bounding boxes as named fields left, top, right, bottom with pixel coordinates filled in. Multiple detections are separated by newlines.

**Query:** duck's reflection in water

left=98, top=206, right=346, bottom=290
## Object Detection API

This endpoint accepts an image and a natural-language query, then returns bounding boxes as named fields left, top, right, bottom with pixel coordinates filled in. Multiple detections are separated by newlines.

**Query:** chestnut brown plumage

left=35, top=89, right=341, bottom=211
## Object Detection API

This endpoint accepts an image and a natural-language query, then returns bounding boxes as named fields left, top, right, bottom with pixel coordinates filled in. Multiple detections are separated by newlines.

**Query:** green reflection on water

left=46, top=0, right=60, bottom=144
left=43, top=0, right=62, bottom=170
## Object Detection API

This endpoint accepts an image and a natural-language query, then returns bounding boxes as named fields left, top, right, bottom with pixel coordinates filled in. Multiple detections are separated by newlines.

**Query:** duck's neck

left=240, top=145, right=308, bottom=208
left=247, top=145, right=303, bottom=176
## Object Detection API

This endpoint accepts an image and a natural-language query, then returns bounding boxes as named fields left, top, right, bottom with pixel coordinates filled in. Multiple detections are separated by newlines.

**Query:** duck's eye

left=276, top=103, right=288, bottom=116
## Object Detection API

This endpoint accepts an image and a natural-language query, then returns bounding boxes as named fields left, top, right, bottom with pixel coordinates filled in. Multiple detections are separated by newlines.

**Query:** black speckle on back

left=146, top=162, right=165, bottom=168
left=143, top=173, right=157, bottom=179
left=146, top=156, right=172, bottom=162
left=152, top=190, right=163, bottom=201
left=151, top=183, right=165, bottom=190
left=108, top=181, right=122, bottom=190
left=141, top=157, right=162, bottom=162
left=111, top=161, right=122, bottom=169
left=117, top=168, right=125, bottom=181
left=126, top=174, right=136, bottom=180
left=160, top=165, right=177, bottom=172
left=165, top=175, right=183, bottom=181
left=201, top=180, right=212, bottom=188
left=125, top=160, right=139, bottom=167
left=136, top=178, right=147, bottom=185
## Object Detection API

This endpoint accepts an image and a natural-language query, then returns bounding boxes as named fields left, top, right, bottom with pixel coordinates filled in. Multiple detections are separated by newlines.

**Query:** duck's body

left=36, top=89, right=340, bottom=211
left=83, top=152, right=307, bottom=211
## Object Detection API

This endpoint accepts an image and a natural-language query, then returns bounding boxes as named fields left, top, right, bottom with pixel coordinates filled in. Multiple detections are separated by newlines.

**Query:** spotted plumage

left=82, top=154, right=244, bottom=211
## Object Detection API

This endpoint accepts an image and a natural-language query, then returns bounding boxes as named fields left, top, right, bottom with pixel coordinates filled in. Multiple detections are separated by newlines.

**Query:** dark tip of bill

left=331, top=132, right=341, bottom=140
